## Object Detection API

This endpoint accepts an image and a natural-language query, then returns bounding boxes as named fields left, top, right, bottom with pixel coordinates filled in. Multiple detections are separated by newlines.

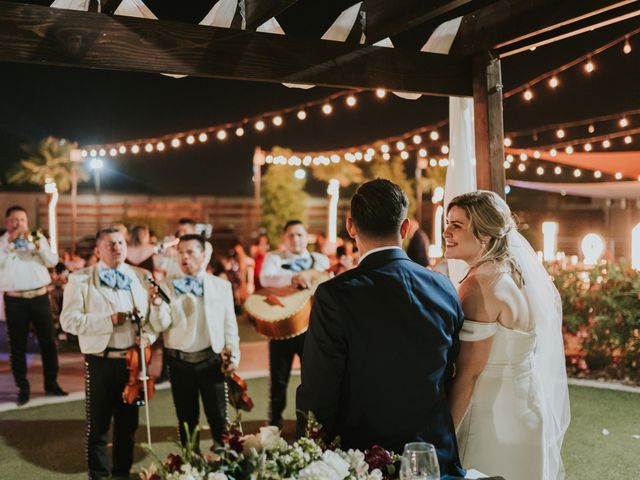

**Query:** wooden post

left=472, top=51, right=505, bottom=197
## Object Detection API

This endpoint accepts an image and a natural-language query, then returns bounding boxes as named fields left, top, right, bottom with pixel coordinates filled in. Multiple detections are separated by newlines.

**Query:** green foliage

left=420, top=165, right=446, bottom=196
left=261, top=148, right=308, bottom=246
left=550, top=261, right=640, bottom=380
left=7, top=137, right=87, bottom=192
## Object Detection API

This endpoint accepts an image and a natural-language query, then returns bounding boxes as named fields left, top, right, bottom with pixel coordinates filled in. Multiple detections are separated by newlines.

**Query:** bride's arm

left=448, top=274, right=499, bottom=428
left=449, top=337, right=493, bottom=427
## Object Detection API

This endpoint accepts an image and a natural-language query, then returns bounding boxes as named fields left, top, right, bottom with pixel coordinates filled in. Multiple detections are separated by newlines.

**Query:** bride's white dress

left=456, top=320, right=545, bottom=479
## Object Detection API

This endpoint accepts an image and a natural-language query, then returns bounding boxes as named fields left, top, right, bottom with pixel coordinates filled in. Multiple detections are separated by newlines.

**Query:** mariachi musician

left=259, top=220, right=329, bottom=429
left=60, top=227, right=156, bottom=480
left=149, top=234, right=241, bottom=445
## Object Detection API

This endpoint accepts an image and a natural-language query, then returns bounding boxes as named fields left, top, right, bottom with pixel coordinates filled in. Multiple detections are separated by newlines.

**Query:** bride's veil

left=508, top=230, right=571, bottom=479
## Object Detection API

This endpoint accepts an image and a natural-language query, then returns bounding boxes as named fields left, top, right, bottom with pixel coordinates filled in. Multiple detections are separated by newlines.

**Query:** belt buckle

left=23, top=289, right=41, bottom=299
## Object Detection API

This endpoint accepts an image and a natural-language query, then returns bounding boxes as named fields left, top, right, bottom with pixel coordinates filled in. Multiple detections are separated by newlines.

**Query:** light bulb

left=554, top=166, right=562, bottom=175
left=346, top=95, right=357, bottom=107
left=565, top=146, right=574, bottom=154
left=171, top=138, right=181, bottom=148
left=584, top=60, right=595, bottom=73
left=156, top=142, right=165, bottom=151
left=602, top=139, right=611, bottom=148
left=235, top=127, right=244, bottom=137
left=518, top=163, right=526, bottom=172
left=297, top=110, right=307, bottom=120
left=322, top=104, right=333, bottom=115
left=549, top=76, right=559, bottom=88
left=198, top=133, right=208, bottom=142
left=574, top=169, right=582, bottom=177
left=376, top=89, right=386, bottom=99
left=536, top=167, right=544, bottom=175
left=504, top=137, right=512, bottom=147
left=413, top=134, right=422, bottom=144
left=255, top=120, right=265, bottom=131
left=615, top=172, right=623, bottom=180
left=217, top=130, right=227, bottom=140
left=396, top=141, right=405, bottom=151
left=619, top=117, right=629, bottom=128
left=550, top=148, right=557, bottom=157
left=623, top=40, right=632, bottom=54
left=594, top=170, right=602, bottom=179
left=523, top=89, right=533, bottom=101
left=145, top=143, right=153, bottom=152
left=430, top=131, right=439, bottom=141
left=272, top=116, right=283, bottom=126
left=584, top=143, right=592, bottom=152
left=131, top=144, right=140, bottom=153
left=556, top=129, right=565, bottom=139
left=624, top=136, right=633, bottom=144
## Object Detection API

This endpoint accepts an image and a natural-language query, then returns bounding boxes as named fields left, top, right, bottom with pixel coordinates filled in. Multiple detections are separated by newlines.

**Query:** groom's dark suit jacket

left=297, top=248, right=465, bottom=477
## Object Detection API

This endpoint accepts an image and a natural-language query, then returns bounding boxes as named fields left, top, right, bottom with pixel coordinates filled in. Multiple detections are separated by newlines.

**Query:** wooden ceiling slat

left=244, top=0, right=299, bottom=29
left=0, top=1, right=473, bottom=96
left=363, top=0, right=477, bottom=45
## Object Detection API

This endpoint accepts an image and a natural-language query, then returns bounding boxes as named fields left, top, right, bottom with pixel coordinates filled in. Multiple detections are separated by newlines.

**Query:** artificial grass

left=0, top=381, right=638, bottom=479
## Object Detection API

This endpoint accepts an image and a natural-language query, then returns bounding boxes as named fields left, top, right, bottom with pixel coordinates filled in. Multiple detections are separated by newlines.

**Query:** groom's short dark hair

left=351, top=179, right=408, bottom=238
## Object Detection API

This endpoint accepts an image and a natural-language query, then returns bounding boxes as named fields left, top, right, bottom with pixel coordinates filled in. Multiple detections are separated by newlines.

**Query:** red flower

left=164, top=453, right=183, bottom=473
left=364, top=445, right=393, bottom=470
left=221, top=427, right=244, bottom=453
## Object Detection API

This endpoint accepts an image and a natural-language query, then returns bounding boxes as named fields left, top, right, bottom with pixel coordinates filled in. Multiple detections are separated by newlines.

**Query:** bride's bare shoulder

left=459, top=262, right=519, bottom=323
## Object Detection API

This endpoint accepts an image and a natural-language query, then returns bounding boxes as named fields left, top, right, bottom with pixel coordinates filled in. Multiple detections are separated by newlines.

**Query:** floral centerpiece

left=140, top=414, right=399, bottom=480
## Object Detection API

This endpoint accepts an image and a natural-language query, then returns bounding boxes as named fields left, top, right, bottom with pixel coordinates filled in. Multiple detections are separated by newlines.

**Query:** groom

left=296, top=179, right=465, bottom=478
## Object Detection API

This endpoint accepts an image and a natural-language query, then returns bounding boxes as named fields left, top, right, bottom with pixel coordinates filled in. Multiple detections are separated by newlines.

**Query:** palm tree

left=8, top=136, right=87, bottom=252
left=7, top=137, right=85, bottom=191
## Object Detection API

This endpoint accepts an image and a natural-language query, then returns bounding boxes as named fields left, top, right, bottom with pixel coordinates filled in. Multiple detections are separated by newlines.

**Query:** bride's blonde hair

left=447, top=190, right=523, bottom=287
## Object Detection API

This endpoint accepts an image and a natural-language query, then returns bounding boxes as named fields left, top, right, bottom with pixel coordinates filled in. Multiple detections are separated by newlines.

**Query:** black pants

left=4, top=293, right=59, bottom=392
left=85, top=355, right=139, bottom=480
left=167, top=354, right=227, bottom=445
left=269, top=333, right=306, bottom=427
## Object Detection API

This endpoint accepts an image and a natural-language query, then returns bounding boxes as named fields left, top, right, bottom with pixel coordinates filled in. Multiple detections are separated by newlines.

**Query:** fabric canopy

left=506, top=148, right=640, bottom=178
left=508, top=180, right=640, bottom=198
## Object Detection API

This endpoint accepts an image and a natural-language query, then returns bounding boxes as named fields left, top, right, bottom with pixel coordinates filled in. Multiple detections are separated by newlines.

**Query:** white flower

left=259, top=426, right=283, bottom=451
left=322, top=451, right=351, bottom=479
left=367, top=469, right=383, bottom=480
left=207, top=473, right=228, bottom=480
left=340, top=449, right=368, bottom=476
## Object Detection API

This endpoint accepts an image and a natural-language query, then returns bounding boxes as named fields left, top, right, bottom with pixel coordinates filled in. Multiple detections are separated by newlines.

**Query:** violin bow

left=132, top=310, right=153, bottom=447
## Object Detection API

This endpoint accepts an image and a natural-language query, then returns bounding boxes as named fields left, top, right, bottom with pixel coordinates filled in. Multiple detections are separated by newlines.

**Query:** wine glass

left=399, top=442, right=440, bottom=480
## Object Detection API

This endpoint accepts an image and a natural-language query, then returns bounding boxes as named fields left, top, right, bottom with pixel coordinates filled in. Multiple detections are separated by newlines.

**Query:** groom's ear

left=400, top=218, right=411, bottom=239
left=346, top=217, right=357, bottom=239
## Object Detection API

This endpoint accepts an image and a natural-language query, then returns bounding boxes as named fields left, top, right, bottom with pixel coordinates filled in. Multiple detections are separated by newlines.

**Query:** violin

left=123, top=311, right=155, bottom=406
left=226, top=372, right=254, bottom=412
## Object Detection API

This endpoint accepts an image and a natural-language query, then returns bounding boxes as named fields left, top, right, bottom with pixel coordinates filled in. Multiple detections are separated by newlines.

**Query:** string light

left=297, top=110, right=307, bottom=120
left=550, top=148, right=558, bottom=157
left=584, top=143, right=592, bottom=151
left=554, top=166, right=562, bottom=175
left=273, top=115, right=283, bottom=126
left=418, top=148, right=427, bottom=157
left=588, top=124, right=595, bottom=133
left=346, top=95, right=357, bottom=107
left=536, top=166, right=544, bottom=175
left=198, top=133, right=208, bottom=142
left=255, top=120, right=265, bottom=131
left=574, top=169, right=582, bottom=177
left=441, top=145, right=449, bottom=154
left=504, top=161, right=511, bottom=169
left=594, top=170, right=602, bottom=179
left=584, top=58, right=595, bottom=73
left=519, top=153, right=528, bottom=161
left=506, top=154, right=514, bottom=163
left=382, top=153, right=390, bottom=160
left=235, top=127, right=244, bottom=137
left=145, top=143, right=154, bottom=152
left=429, top=159, right=437, bottom=167
left=380, top=144, right=390, bottom=153
left=602, top=139, right=611, bottom=148
left=396, top=141, right=406, bottom=151
left=533, top=150, right=541, bottom=159
left=523, top=89, right=533, bottom=101
left=565, top=146, right=574, bottom=154
left=171, top=138, right=181, bottom=148
left=119, top=146, right=127, bottom=154
left=400, top=151, right=409, bottom=160
left=619, top=117, right=629, bottom=127
left=504, top=137, right=512, bottom=147
left=81, top=150, right=88, bottom=157
left=624, top=135, right=633, bottom=144
left=548, top=76, right=559, bottom=89
left=131, top=144, right=140, bottom=154
left=322, top=104, right=333, bottom=115
left=376, top=89, right=386, bottom=99
left=217, top=130, right=227, bottom=140
left=623, top=38, right=632, bottom=54
left=430, top=131, right=439, bottom=141
left=518, top=164, right=526, bottom=172
left=109, top=148, right=117, bottom=156
left=156, top=142, right=165, bottom=151
left=413, top=135, right=422, bottom=144
left=556, top=129, right=565, bottom=139
left=98, top=149, right=106, bottom=157
left=186, top=135, right=195, bottom=144
left=615, top=172, right=623, bottom=180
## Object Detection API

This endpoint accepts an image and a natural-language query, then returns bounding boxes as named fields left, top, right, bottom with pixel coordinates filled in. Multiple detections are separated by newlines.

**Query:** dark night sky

left=0, top=13, right=638, bottom=196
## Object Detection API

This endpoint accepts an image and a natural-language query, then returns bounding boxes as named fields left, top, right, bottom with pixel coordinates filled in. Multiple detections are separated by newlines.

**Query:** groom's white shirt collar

left=358, top=245, right=402, bottom=264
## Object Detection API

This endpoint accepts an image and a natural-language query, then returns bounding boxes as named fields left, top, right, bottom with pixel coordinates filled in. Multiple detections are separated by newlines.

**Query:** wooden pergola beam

left=363, top=0, right=477, bottom=45
left=244, top=0, right=300, bottom=29
left=451, top=0, right=638, bottom=55
left=0, top=1, right=472, bottom=96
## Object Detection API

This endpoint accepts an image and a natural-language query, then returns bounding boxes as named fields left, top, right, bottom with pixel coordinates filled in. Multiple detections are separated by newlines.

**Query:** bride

left=443, top=190, right=570, bottom=480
